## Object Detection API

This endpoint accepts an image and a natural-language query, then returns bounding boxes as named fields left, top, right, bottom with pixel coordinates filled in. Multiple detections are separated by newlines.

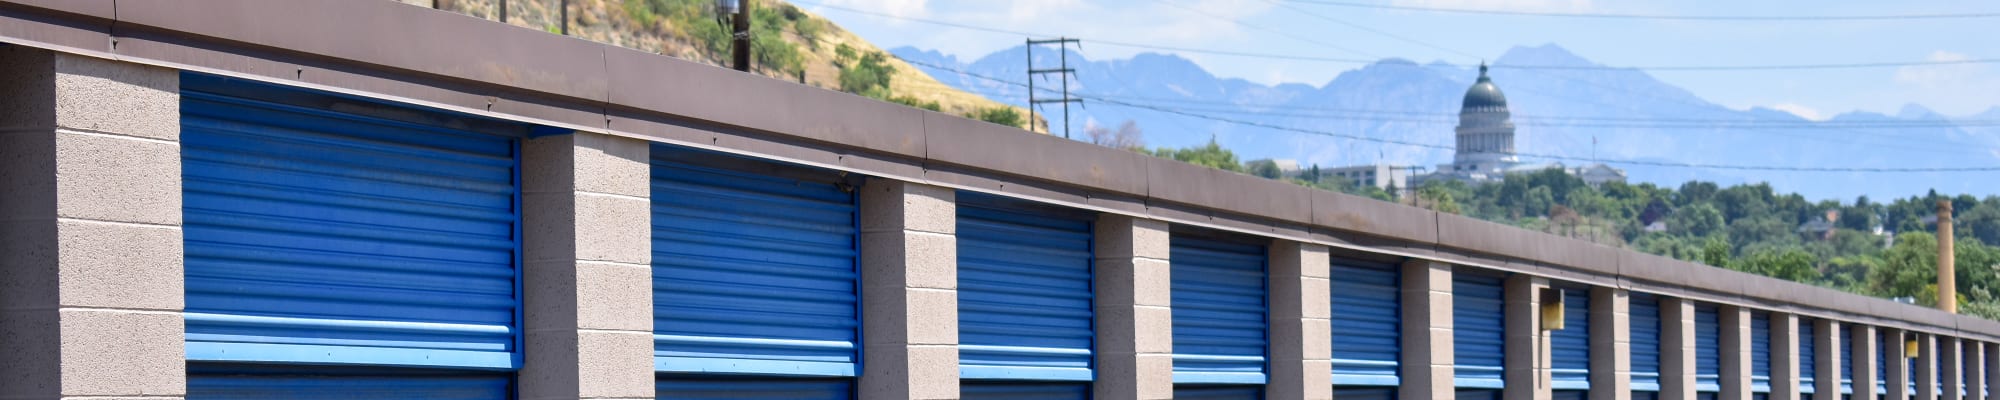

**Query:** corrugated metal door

left=1334, top=387, right=1397, bottom=400
left=182, top=74, right=524, bottom=375
left=1632, top=293, right=1663, bottom=392
left=1330, top=259, right=1400, bottom=387
left=1753, top=312, right=1772, bottom=393
left=655, top=376, right=852, bottom=399
left=960, top=382, right=1090, bottom=400
left=957, top=193, right=1094, bottom=381
left=650, top=145, right=860, bottom=383
left=1453, top=272, right=1507, bottom=389
left=1801, top=319, right=1817, bottom=395
left=1553, top=391, right=1588, bottom=400
left=1697, top=303, right=1721, bottom=393
left=1170, top=232, right=1268, bottom=384
left=1840, top=324, right=1852, bottom=394
left=1552, top=287, right=1590, bottom=391
left=1457, top=389, right=1502, bottom=400
left=1175, top=385, right=1265, bottom=399
left=187, top=366, right=512, bottom=399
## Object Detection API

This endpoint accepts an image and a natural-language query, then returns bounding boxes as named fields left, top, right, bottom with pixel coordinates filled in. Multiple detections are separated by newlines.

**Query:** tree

left=1731, top=248, right=1820, bottom=282
left=1147, top=138, right=1243, bottom=172
left=1672, top=203, right=1725, bottom=237
left=838, top=51, right=894, bottom=97
left=1085, top=120, right=1145, bottom=150
left=964, top=107, right=1024, bottom=129
left=1416, top=182, right=1463, bottom=214
left=1247, top=159, right=1282, bottom=179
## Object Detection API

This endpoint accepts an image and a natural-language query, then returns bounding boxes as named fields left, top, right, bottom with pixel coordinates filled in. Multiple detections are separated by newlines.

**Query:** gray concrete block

left=521, top=191, right=578, bottom=263
left=54, top=219, right=182, bottom=311
left=58, top=309, right=185, bottom=397
left=0, top=309, right=59, bottom=399
left=519, top=328, right=581, bottom=400
left=0, top=132, right=56, bottom=222
left=573, top=262, right=652, bottom=332
left=1771, top=313, right=1800, bottom=399
left=576, top=330, right=656, bottom=399
left=1094, top=214, right=1170, bottom=261
left=0, top=46, right=56, bottom=132
left=1592, top=287, right=1632, bottom=400
left=861, top=287, right=957, bottom=347
left=860, top=231, right=957, bottom=291
left=861, top=345, right=959, bottom=400
left=1132, top=305, right=1173, bottom=354
left=0, top=219, right=57, bottom=312
left=521, top=260, right=581, bottom=332
left=1302, top=277, right=1331, bottom=320
left=521, top=134, right=579, bottom=194
left=54, top=132, right=181, bottom=225
left=859, top=178, right=953, bottom=235
left=53, top=54, right=178, bottom=141
left=574, top=194, right=651, bottom=265
left=572, top=133, right=650, bottom=198
left=1854, top=324, right=1880, bottom=400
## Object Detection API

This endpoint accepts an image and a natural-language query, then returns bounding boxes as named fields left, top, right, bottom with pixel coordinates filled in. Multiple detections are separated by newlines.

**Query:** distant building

left=1322, top=163, right=1414, bottom=191
left=1391, top=64, right=1626, bottom=188
left=1797, top=209, right=1840, bottom=241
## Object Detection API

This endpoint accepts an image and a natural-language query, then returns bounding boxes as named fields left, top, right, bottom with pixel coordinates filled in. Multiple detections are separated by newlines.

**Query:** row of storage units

left=172, top=72, right=1993, bottom=399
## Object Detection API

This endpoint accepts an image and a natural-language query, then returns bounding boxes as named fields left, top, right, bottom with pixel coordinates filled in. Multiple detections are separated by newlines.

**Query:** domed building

left=1450, top=64, right=1520, bottom=175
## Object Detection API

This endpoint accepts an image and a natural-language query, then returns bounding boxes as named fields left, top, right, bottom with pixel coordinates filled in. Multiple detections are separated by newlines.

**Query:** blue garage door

left=1875, top=331, right=1886, bottom=394
left=1753, top=311, right=1772, bottom=393
left=650, top=145, right=860, bottom=382
left=1802, top=318, right=1817, bottom=395
left=1336, top=386, right=1397, bottom=400
left=957, top=193, right=1095, bottom=381
left=1170, top=232, right=1268, bottom=384
left=1553, top=390, right=1587, bottom=400
left=1552, top=286, right=1591, bottom=391
left=1454, top=271, right=1507, bottom=389
left=1632, top=293, right=1663, bottom=392
left=1840, top=324, right=1853, bottom=394
left=1697, top=303, right=1721, bottom=393
left=182, top=73, right=524, bottom=384
left=960, top=382, right=1090, bottom=400
left=1175, top=385, right=1264, bottom=399
left=656, top=376, right=852, bottom=399
left=188, top=366, right=511, bottom=399
left=1330, top=259, right=1400, bottom=387
left=1457, top=389, right=1502, bottom=400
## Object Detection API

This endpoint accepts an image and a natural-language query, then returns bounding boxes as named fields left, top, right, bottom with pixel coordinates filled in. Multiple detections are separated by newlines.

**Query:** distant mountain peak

left=1496, top=43, right=1597, bottom=68
left=1896, top=103, right=1943, bottom=120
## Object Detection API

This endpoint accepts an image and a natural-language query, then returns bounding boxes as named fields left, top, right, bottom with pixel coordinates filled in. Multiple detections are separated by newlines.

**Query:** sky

left=804, top=0, right=2000, bottom=118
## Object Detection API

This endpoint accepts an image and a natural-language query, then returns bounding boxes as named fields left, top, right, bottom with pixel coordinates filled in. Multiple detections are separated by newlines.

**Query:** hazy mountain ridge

left=895, top=43, right=1999, bottom=200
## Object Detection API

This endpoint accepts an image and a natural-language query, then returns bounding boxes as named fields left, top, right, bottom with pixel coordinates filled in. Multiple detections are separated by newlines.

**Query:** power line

left=1284, top=0, right=2000, bottom=21
left=893, top=56, right=2000, bottom=173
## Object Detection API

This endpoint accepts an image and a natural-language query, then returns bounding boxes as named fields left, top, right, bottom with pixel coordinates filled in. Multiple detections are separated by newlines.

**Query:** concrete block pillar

left=1588, top=287, right=1631, bottom=400
left=1268, top=240, right=1331, bottom=400
left=1855, top=325, right=1881, bottom=400
left=1505, top=275, right=1552, bottom=400
left=1888, top=328, right=1910, bottom=400
left=1946, top=337, right=1965, bottom=400
left=859, top=179, right=958, bottom=400
left=1093, top=214, right=1172, bottom=400
left=1968, top=340, right=1986, bottom=400
left=1772, top=313, right=1800, bottom=400
left=521, top=132, right=655, bottom=400
left=1662, top=298, right=1698, bottom=400
left=1400, top=260, right=1455, bottom=400
left=1920, top=334, right=1939, bottom=400
left=1720, top=306, right=1751, bottom=400
left=1812, top=319, right=1841, bottom=397
left=0, top=48, right=186, bottom=399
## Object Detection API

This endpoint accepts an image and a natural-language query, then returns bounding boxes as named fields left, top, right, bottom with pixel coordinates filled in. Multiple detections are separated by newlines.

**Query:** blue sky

left=806, top=0, right=2000, bottom=118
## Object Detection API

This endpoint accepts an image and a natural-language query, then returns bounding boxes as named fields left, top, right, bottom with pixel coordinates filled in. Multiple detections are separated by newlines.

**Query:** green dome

left=1462, top=64, right=1507, bottom=110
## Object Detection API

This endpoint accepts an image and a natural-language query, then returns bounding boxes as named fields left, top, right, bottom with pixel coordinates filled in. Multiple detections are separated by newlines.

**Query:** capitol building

left=1324, top=64, right=1626, bottom=191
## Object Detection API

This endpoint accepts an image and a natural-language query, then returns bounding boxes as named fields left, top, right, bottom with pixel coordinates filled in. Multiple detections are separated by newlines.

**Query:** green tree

left=838, top=51, right=894, bottom=97
left=1672, top=203, right=1726, bottom=237
left=1246, top=159, right=1282, bottom=179
left=964, top=107, right=1024, bottom=129
left=1731, top=248, right=1820, bottom=282
left=1148, top=138, right=1243, bottom=172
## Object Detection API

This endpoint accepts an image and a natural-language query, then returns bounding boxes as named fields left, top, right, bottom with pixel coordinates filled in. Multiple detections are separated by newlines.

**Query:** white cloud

left=1889, top=50, right=2000, bottom=116
left=1390, top=0, right=1593, bottom=12
left=1769, top=103, right=1826, bottom=121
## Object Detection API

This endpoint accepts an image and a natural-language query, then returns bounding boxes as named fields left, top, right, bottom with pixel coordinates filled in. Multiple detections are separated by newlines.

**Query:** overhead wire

left=892, top=56, right=2000, bottom=173
left=1282, top=0, right=2000, bottom=21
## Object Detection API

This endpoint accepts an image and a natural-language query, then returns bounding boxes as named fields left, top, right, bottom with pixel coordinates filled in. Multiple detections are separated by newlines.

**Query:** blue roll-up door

left=1457, top=389, right=1503, bottom=400
left=1453, top=271, right=1507, bottom=389
left=1552, top=286, right=1591, bottom=391
left=957, top=193, right=1095, bottom=381
left=1330, top=259, right=1400, bottom=386
left=1753, top=311, right=1772, bottom=393
left=655, top=376, right=852, bottom=399
left=1170, top=232, right=1268, bottom=384
left=1175, top=385, right=1265, bottom=399
left=188, top=366, right=512, bottom=399
left=1840, top=324, right=1853, bottom=394
left=960, top=382, right=1090, bottom=400
left=1553, top=390, right=1588, bottom=400
left=1335, top=387, right=1397, bottom=400
left=182, top=74, right=524, bottom=374
left=1697, top=303, right=1721, bottom=393
left=1632, top=293, right=1663, bottom=392
left=1632, top=391, right=1660, bottom=400
left=650, top=145, right=860, bottom=378
left=1875, top=331, right=1886, bottom=394
left=1802, top=319, right=1817, bottom=394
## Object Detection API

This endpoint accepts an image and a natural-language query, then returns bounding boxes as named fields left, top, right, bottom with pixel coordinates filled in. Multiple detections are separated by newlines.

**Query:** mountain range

left=893, top=43, right=2000, bottom=201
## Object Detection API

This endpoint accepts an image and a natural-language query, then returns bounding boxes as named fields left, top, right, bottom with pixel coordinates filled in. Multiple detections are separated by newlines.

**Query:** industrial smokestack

left=1939, top=200, right=1956, bottom=314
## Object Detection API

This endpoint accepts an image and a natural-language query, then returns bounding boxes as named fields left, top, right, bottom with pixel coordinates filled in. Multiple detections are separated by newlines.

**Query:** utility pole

left=498, top=0, right=507, bottom=22
left=1940, top=200, right=1956, bottom=313
left=1026, top=37, right=1083, bottom=137
left=559, top=0, right=568, bottom=35
left=732, top=0, right=751, bottom=72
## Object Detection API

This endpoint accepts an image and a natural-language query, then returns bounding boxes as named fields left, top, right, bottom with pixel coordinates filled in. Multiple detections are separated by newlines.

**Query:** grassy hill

left=431, top=0, right=1045, bottom=132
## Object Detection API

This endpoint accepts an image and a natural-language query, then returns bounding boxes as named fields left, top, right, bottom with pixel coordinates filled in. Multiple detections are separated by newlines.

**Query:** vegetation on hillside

left=1120, top=126, right=2000, bottom=319
left=431, top=0, right=1042, bottom=131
